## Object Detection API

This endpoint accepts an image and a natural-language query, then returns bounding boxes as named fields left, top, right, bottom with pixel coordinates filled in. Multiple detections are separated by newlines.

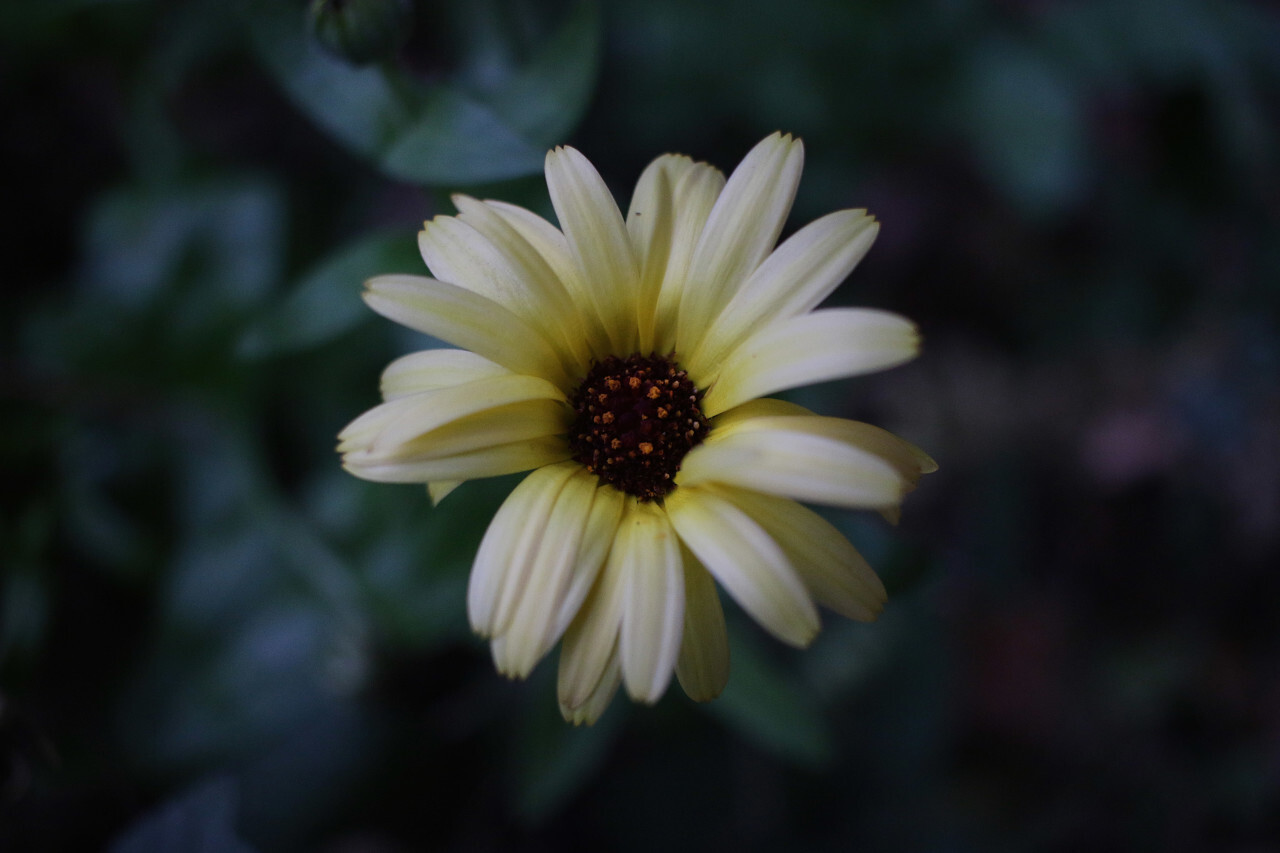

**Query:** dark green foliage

left=3, top=0, right=1279, bottom=850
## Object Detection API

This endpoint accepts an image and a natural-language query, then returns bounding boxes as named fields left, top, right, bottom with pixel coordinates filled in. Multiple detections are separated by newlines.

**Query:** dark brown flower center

left=568, top=353, right=709, bottom=501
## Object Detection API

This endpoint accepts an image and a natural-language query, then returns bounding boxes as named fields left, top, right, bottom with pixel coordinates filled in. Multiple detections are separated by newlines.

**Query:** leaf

left=705, top=621, right=833, bottom=767
left=242, top=0, right=601, bottom=185
left=237, top=229, right=420, bottom=358
left=509, top=671, right=623, bottom=821
left=108, top=776, right=258, bottom=853
left=477, top=1, right=602, bottom=146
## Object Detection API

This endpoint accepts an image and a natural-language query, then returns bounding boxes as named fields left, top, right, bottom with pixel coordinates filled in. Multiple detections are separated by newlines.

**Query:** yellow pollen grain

left=657, top=407, right=668, bottom=418
left=638, top=442, right=654, bottom=455
left=628, top=376, right=642, bottom=390
left=605, top=379, right=621, bottom=391
left=601, top=412, right=615, bottom=424
left=646, top=386, right=661, bottom=399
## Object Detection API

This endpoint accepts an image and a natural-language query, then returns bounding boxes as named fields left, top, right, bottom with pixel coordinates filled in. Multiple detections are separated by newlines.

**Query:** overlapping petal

left=363, top=274, right=572, bottom=389
left=675, top=132, right=803, bottom=355
left=702, top=308, right=920, bottom=416
left=341, top=132, right=933, bottom=726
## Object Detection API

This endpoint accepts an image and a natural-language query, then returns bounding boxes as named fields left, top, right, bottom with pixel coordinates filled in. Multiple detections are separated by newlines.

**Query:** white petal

left=651, top=161, right=726, bottom=354
left=380, top=349, right=509, bottom=400
left=702, top=308, right=920, bottom=416
left=343, top=436, right=569, bottom=483
left=617, top=502, right=685, bottom=703
left=363, top=274, right=571, bottom=390
left=716, top=486, right=886, bottom=622
left=689, top=209, right=879, bottom=376
left=489, top=469, right=601, bottom=678
left=675, top=549, right=730, bottom=702
left=713, top=401, right=938, bottom=483
left=665, top=486, right=818, bottom=647
left=559, top=649, right=621, bottom=725
left=358, top=374, right=565, bottom=454
left=467, top=463, right=577, bottom=638
left=551, top=484, right=626, bottom=639
left=545, top=146, right=640, bottom=353
left=677, top=419, right=907, bottom=510
left=675, top=132, right=803, bottom=356
left=450, top=195, right=597, bottom=370
left=557, top=506, right=630, bottom=710
left=482, top=200, right=581, bottom=292
left=427, top=480, right=462, bottom=504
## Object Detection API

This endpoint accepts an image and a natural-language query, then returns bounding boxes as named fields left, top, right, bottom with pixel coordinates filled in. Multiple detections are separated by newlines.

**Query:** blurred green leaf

left=476, top=1, right=601, bottom=145
left=244, top=0, right=600, bottom=185
left=510, top=673, right=623, bottom=821
left=237, top=229, right=420, bottom=358
left=707, top=622, right=833, bottom=767
left=108, top=776, right=258, bottom=853
left=955, top=35, right=1087, bottom=218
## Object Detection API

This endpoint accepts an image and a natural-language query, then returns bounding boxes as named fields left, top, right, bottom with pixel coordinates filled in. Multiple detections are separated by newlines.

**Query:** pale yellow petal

left=689, top=209, right=879, bottom=376
left=677, top=421, right=906, bottom=510
left=651, top=162, right=726, bottom=354
left=557, top=518, right=628, bottom=710
left=467, top=463, right=577, bottom=638
left=675, top=132, right=803, bottom=356
left=359, top=374, right=565, bottom=453
left=702, top=308, right=920, bottom=416
left=363, top=274, right=571, bottom=389
left=712, top=403, right=938, bottom=484
left=715, top=486, right=886, bottom=622
left=450, top=194, right=596, bottom=370
left=626, top=155, right=677, bottom=351
left=559, top=649, right=621, bottom=725
left=545, top=146, right=640, bottom=354
left=343, top=436, right=569, bottom=483
left=489, top=469, right=601, bottom=678
left=617, top=501, right=684, bottom=703
left=675, top=548, right=730, bottom=702
left=427, top=480, right=462, bottom=504
left=551, top=484, right=626, bottom=638
left=380, top=349, right=509, bottom=400
left=665, top=486, right=818, bottom=647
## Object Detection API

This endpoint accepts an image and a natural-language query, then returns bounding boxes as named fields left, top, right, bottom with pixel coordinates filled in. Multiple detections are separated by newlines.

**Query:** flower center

left=568, top=353, right=710, bottom=501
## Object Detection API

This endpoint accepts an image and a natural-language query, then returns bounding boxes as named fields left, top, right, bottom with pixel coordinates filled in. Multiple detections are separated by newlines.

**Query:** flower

left=339, top=132, right=935, bottom=723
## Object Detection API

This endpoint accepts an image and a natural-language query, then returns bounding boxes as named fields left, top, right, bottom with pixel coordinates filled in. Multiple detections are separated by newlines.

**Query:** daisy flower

left=339, top=132, right=935, bottom=724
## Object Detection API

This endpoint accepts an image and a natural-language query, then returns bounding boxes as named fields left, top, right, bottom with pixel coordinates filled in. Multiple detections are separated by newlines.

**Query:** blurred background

left=3, top=0, right=1280, bottom=850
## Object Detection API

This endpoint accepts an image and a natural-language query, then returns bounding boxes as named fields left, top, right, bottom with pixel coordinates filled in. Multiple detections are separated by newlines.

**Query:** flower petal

left=351, top=374, right=565, bottom=454
left=552, top=484, right=626, bottom=638
left=702, top=308, right=920, bottom=416
left=716, top=486, right=886, bottom=621
left=545, top=146, right=640, bottom=354
left=617, top=501, right=685, bottom=703
left=380, top=349, right=510, bottom=400
left=675, top=548, right=730, bottom=702
left=343, top=436, right=569, bottom=483
left=676, top=132, right=803, bottom=356
left=427, top=480, right=462, bottom=504
left=467, top=463, right=578, bottom=638
left=665, top=486, right=818, bottom=647
left=363, top=273, right=572, bottom=389
left=678, top=416, right=908, bottom=510
left=689, top=209, right=879, bottom=375
left=450, top=195, right=597, bottom=370
left=713, top=401, right=939, bottom=483
left=557, top=502, right=631, bottom=709
left=489, top=468, right=602, bottom=678
left=559, top=648, right=621, bottom=726
left=651, top=161, right=726, bottom=354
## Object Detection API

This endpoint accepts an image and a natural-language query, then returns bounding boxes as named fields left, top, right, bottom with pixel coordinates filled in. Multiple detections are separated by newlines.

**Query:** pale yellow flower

left=339, top=132, right=935, bottom=723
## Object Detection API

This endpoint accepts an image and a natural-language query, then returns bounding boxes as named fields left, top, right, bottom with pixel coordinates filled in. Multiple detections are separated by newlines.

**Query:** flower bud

left=308, top=0, right=412, bottom=66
